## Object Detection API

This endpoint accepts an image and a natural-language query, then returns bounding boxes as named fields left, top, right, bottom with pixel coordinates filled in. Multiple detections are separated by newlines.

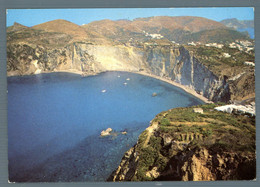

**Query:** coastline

left=55, top=69, right=214, bottom=103
left=7, top=69, right=212, bottom=104
left=134, top=71, right=212, bottom=104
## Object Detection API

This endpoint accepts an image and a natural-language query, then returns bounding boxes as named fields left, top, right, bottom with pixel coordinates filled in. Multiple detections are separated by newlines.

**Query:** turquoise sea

left=8, top=71, right=203, bottom=182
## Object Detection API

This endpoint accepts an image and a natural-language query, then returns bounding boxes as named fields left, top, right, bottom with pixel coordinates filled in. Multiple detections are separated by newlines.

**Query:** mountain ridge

left=221, top=18, right=254, bottom=29
left=82, top=16, right=229, bottom=42
left=32, top=19, right=90, bottom=39
left=7, top=16, right=251, bottom=44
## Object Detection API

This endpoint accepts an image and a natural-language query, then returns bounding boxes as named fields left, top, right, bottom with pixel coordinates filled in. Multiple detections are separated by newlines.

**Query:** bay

left=8, top=71, right=203, bottom=182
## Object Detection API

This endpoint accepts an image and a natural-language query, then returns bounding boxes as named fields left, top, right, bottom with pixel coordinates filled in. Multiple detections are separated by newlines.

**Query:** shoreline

left=134, top=71, right=212, bottom=104
left=8, top=69, right=212, bottom=104
left=58, top=69, right=212, bottom=103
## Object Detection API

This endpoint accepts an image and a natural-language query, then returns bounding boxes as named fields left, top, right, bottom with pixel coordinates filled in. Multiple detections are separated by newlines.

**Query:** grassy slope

left=132, top=103, right=255, bottom=181
left=185, top=45, right=255, bottom=78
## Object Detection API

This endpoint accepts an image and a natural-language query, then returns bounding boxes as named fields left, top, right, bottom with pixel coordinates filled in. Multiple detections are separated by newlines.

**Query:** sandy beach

left=51, top=69, right=213, bottom=103
left=53, top=69, right=85, bottom=75
left=8, top=68, right=212, bottom=103
left=134, top=71, right=212, bottom=104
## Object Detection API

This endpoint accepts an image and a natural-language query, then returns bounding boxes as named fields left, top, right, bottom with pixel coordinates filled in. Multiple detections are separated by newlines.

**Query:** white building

left=188, top=42, right=196, bottom=46
left=244, top=61, right=255, bottom=66
left=223, top=53, right=231, bottom=58
left=205, top=43, right=224, bottom=48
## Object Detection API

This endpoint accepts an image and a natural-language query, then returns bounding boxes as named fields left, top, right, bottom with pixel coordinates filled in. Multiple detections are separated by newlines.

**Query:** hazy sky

left=6, top=7, right=254, bottom=27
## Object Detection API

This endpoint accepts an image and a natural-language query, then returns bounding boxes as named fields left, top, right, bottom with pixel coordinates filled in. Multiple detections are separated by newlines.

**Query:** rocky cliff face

left=7, top=42, right=234, bottom=102
left=109, top=144, right=255, bottom=181
left=108, top=104, right=256, bottom=181
left=7, top=43, right=145, bottom=75
left=143, top=45, right=231, bottom=102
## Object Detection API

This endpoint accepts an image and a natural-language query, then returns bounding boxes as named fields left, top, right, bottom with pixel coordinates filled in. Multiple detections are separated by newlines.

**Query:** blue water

left=8, top=71, right=203, bottom=182
left=237, top=27, right=254, bottom=39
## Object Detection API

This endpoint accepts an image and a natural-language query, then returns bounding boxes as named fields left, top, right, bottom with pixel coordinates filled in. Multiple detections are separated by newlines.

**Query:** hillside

left=132, top=16, right=226, bottom=32
left=7, top=17, right=250, bottom=45
left=83, top=16, right=230, bottom=43
left=6, top=22, right=28, bottom=32
left=182, top=28, right=250, bottom=43
left=7, top=27, right=73, bottom=48
left=108, top=103, right=256, bottom=181
left=32, top=19, right=106, bottom=42
left=6, top=18, right=255, bottom=102
left=221, top=18, right=254, bottom=29
left=33, top=19, right=89, bottom=38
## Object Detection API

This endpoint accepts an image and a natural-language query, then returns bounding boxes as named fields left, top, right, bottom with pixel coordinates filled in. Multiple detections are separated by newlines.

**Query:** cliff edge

left=108, top=103, right=256, bottom=181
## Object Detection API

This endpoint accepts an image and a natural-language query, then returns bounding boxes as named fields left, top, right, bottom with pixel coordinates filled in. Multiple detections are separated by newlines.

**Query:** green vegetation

left=160, top=118, right=171, bottom=126
left=7, top=28, right=73, bottom=48
left=185, top=44, right=255, bottom=77
left=132, top=103, right=255, bottom=181
left=182, top=28, right=250, bottom=44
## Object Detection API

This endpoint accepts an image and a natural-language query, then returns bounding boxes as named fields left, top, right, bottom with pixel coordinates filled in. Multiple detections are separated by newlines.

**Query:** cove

left=8, top=71, right=204, bottom=182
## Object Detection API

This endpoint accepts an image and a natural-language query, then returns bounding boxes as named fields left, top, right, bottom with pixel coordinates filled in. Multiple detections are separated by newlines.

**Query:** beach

left=135, top=71, right=212, bottom=104
left=8, top=68, right=212, bottom=104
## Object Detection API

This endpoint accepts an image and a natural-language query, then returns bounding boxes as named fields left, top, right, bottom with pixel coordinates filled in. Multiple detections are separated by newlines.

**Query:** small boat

left=117, top=75, right=120, bottom=78
left=101, top=89, right=106, bottom=93
left=126, top=78, right=130, bottom=81
left=124, top=82, right=127, bottom=85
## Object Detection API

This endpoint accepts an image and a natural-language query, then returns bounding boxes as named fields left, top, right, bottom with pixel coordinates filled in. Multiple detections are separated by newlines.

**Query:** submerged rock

left=152, top=92, right=157, bottom=97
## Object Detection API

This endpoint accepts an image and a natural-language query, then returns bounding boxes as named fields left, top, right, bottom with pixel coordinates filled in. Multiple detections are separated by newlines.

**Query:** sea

left=7, top=71, right=204, bottom=182
left=238, top=27, right=255, bottom=39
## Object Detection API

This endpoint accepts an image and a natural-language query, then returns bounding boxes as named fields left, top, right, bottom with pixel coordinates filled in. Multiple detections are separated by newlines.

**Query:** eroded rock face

left=7, top=44, right=73, bottom=75
left=107, top=147, right=139, bottom=181
left=169, top=47, right=230, bottom=102
left=108, top=104, right=256, bottom=182
left=6, top=42, right=254, bottom=103
left=108, top=132, right=256, bottom=181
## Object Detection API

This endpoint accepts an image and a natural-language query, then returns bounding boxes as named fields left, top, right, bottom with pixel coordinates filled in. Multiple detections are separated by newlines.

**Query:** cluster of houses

left=205, top=43, right=224, bottom=49
left=142, top=31, right=164, bottom=39
left=127, top=35, right=255, bottom=67
left=229, top=40, right=254, bottom=53
left=187, top=40, right=254, bottom=54
left=187, top=41, right=224, bottom=48
left=187, top=40, right=255, bottom=66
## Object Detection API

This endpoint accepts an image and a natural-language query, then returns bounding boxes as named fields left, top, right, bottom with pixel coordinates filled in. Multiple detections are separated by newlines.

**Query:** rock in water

left=100, top=128, right=112, bottom=136
left=152, top=92, right=157, bottom=97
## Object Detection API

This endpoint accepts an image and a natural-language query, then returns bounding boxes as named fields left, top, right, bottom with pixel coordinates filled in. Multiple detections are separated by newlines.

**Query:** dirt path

left=170, top=121, right=208, bottom=126
left=143, top=121, right=158, bottom=147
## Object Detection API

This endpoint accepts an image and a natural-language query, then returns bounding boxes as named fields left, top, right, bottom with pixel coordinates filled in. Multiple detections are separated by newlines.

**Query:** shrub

left=160, top=118, right=171, bottom=126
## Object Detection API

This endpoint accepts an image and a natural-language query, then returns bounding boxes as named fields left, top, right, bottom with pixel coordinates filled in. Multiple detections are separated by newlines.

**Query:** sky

left=6, top=7, right=254, bottom=27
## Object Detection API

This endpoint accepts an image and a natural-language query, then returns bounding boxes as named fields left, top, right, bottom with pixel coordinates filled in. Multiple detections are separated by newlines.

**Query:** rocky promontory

left=108, top=103, right=256, bottom=181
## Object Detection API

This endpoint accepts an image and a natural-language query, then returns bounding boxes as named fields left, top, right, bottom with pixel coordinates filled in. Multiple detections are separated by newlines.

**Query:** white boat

left=126, top=78, right=130, bottom=81
left=123, top=82, right=127, bottom=85
left=101, top=89, right=106, bottom=93
left=117, top=75, right=120, bottom=78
